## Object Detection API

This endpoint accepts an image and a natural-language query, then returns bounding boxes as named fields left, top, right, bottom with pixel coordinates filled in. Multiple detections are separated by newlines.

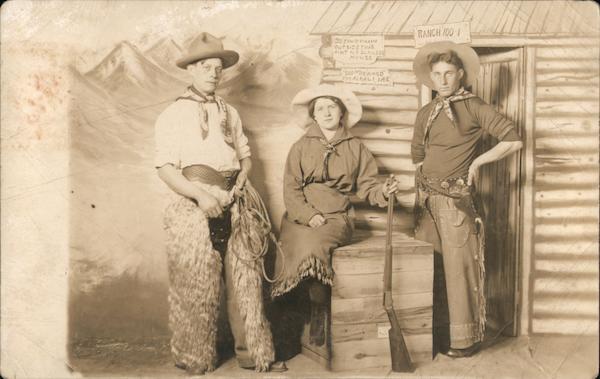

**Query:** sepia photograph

left=1, top=1, right=598, bottom=378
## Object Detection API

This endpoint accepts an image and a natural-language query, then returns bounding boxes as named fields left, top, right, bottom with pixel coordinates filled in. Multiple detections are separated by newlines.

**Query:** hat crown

left=187, top=32, right=224, bottom=56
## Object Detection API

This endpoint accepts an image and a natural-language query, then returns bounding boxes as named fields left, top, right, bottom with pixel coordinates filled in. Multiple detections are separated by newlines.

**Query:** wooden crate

left=301, top=234, right=434, bottom=371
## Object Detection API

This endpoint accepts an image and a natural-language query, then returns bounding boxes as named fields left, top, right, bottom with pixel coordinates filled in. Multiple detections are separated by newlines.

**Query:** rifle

left=383, top=190, right=414, bottom=372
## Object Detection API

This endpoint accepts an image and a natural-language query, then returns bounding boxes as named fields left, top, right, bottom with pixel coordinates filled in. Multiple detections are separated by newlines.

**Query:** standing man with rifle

left=410, top=42, right=522, bottom=358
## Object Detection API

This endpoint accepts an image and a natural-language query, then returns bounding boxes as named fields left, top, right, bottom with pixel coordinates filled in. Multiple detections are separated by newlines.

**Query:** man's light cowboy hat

left=292, top=84, right=363, bottom=129
left=413, top=41, right=480, bottom=89
left=176, top=32, right=239, bottom=69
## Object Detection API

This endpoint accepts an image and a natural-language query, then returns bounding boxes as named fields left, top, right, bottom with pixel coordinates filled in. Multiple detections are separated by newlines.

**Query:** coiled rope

left=229, top=182, right=285, bottom=283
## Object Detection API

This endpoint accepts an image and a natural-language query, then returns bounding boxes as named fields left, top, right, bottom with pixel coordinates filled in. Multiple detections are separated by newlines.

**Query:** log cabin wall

left=531, top=44, right=599, bottom=334
left=312, top=1, right=599, bottom=335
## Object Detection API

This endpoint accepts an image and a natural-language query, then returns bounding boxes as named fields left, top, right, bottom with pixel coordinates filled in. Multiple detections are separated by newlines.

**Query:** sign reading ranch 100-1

left=332, top=35, right=391, bottom=86
left=414, top=21, right=471, bottom=48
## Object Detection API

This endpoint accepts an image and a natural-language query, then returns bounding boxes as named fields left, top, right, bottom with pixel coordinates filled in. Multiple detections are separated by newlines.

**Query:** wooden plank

left=334, top=234, right=428, bottom=253
left=535, top=189, right=598, bottom=203
left=330, top=335, right=432, bottom=370
left=332, top=298, right=432, bottom=325
left=352, top=124, right=414, bottom=141
left=425, top=1, right=457, bottom=25
left=361, top=108, right=418, bottom=126
left=320, top=81, right=419, bottom=96
left=535, top=259, right=599, bottom=275
left=330, top=1, right=367, bottom=34
left=475, top=1, right=505, bottom=34
left=525, top=1, right=550, bottom=35
left=400, top=0, right=438, bottom=33
left=535, top=223, right=598, bottom=239
left=536, top=47, right=600, bottom=59
left=445, top=0, right=473, bottom=23
left=535, top=204, right=599, bottom=220
left=382, top=46, right=419, bottom=60
left=535, top=241, right=600, bottom=256
left=534, top=277, right=599, bottom=293
left=382, top=1, right=419, bottom=34
left=322, top=69, right=417, bottom=84
left=536, top=85, right=599, bottom=101
left=333, top=270, right=433, bottom=299
left=311, top=1, right=349, bottom=34
left=467, top=1, right=492, bottom=33
left=342, top=59, right=414, bottom=70
left=505, top=0, right=525, bottom=34
left=493, top=0, right=517, bottom=33
left=354, top=208, right=414, bottom=231
left=358, top=94, right=419, bottom=110
left=535, top=153, right=599, bottom=168
left=535, top=70, right=599, bottom=84
left=533, top=298, right=599, bottom=316
left=333, top=246, right=432, bottom=275
left=331, top=316, right=432, bottom=342
left=535, top=170, right=599, bottom=189
left=541, top=1, right=566, bottom=34
left=348, top=1, right=386, bottom=34
left=536, top=58, right=598, bottom=70
left=536, top=100, right=598, bottom=116
left=532, top=319, right=598, bottom=335
left=510, top=0, right=537, bottom=34
left=375, top=156, right=415, bottom=175
left=361, top=139, right=411, bottom=157
left=535, top=135, right=599, bottom=151
left=365, top=1, right=398, bottom=34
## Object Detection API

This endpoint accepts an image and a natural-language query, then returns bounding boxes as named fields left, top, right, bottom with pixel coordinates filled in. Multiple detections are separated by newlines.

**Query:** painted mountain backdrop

left=69, top=33, right=320, bottom=313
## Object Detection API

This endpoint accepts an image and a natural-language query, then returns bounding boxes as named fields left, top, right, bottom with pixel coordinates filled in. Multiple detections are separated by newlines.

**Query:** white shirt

left=154, top=93, right=251, bottom=171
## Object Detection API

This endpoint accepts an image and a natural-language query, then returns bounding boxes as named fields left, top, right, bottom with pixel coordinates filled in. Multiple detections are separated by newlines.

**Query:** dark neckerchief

left=423, top=87, right=476, bottom=145
left=305, top=123, right=354, bottom=181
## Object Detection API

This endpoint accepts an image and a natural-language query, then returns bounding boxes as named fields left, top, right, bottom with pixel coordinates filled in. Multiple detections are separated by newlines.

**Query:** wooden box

left=301, top=235, right=434, bottom=371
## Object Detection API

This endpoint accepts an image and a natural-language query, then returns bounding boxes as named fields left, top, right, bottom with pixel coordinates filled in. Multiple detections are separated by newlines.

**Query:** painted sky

left=2, top=1, right=330, bottom=59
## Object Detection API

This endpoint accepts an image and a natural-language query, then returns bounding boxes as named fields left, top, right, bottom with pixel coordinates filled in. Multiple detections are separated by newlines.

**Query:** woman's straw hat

left=291, top=84, right=363, bottom=128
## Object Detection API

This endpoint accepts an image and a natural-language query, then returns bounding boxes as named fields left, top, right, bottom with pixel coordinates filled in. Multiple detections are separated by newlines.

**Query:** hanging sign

left=332, top=35, right=385, bottom=65
left=341, top=68, right=392, bottom=86
left=414, top=21, right=471, bottom=48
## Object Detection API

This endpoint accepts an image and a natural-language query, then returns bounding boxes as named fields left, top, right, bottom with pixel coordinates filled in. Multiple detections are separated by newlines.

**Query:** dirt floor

left=70, top=335, right=598, bottom=379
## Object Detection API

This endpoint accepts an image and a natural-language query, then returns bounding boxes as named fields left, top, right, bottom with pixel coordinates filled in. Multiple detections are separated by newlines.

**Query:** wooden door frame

left=417, top=44, right=535, bottom=336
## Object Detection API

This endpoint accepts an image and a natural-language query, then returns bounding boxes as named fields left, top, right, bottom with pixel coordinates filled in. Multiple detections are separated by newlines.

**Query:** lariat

left=229, top=182, right=285, bottom=283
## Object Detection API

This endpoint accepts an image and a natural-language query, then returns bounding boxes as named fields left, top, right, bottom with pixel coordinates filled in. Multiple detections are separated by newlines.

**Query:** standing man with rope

left=411, top=42, right=522, bottom=358
left=154, top=32, right=285, bottom=375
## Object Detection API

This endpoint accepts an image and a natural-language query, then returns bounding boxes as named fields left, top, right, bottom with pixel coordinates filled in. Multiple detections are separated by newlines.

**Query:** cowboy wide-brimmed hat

left=292, top=84, right=363, bottom=129
left=176, top=32, right=239, bottom=69
left=413, top=41, right=480, bottom=89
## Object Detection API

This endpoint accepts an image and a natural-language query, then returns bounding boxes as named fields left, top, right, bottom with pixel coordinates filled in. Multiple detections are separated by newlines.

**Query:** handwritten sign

left=414, top=22, right=471, bottom=48
left=341, top=68, right=392, bottom=86
left=333, top=35, right=384, bottom=65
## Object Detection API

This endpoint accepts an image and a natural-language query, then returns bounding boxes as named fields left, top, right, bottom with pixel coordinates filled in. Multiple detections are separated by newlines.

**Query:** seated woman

left=271, top=84, right=398, bottom=346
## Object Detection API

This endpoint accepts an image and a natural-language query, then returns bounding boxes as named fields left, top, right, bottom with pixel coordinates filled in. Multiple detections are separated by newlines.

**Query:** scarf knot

left=319, top=138, right=342, bottom=181
left=423, top=87, right=475, bottom=145
left=177, top=86, right=233, bottom=147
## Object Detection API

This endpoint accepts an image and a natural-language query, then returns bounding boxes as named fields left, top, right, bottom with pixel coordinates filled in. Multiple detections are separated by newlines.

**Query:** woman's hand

left=308, top=214, right=326, bottom=228
left=195, top=193, right=223, bottom=218
left=382, top=175, right=400, bottom=199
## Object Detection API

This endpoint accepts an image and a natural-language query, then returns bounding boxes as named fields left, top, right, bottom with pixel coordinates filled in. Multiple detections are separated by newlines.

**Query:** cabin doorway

left=424, top=46, right=525, bottom=337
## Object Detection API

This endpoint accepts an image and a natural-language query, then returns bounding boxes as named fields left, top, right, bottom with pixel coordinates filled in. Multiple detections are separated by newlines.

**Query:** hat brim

left=413, top=42, right=480, bottom=89
left=176, top=49, right=239, bottom=69
left=291, top=84, right=363, bottom=129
